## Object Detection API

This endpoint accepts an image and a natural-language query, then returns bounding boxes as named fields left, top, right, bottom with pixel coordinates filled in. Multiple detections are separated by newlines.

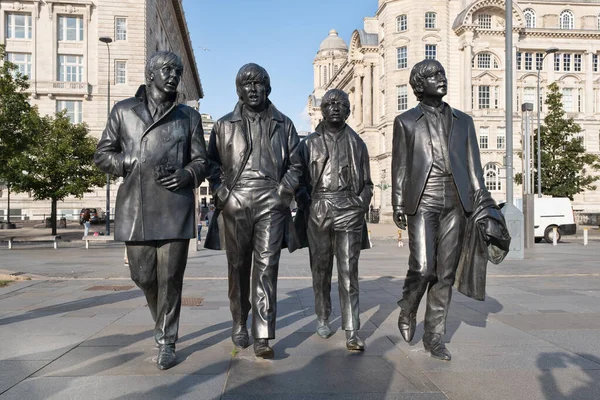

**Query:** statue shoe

left=316, top=319, right=333, bottom=339
left=254, top=339, right=274, bottom=359
left=397, top=302, right=416, bottom=343
left=423, top=332, right=451, bottom=361
left=231, top=324, right=249, bottom=348
left=345, top=330, right=365, bottom=351
left=156, top=344, right=177, bottom=370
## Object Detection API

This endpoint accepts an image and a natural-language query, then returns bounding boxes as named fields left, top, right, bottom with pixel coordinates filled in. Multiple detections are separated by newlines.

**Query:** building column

left=585, top=51, right=594, bottom=115
left=373, top=63, right=380, bottom=122
left=363, top=63, right=373, bottom=127
left=462, top=32, right=473, bottom=111
left=354, top=70, right=363, bottom=125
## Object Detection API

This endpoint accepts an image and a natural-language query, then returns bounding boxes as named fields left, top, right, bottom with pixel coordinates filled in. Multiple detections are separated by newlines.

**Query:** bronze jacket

left=391, top=103, right=486, bottom=215
left=293, top=123, right=373, bottom=249
left=95, top=85, right=208, bottom=241
left=204, top=101, right=302, bottom=251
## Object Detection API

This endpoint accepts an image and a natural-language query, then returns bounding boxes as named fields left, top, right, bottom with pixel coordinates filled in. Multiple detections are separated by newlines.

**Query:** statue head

left=236, top=63, right=271, bottom=112
left=320, top=89, right=351, bottom=131
left=145, top=51, right=184, bottom=96
left=409, top=59, right=447, bottom=102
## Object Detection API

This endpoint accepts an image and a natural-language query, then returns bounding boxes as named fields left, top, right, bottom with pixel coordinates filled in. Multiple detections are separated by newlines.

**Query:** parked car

left=79, top=208, right=103, bottom=225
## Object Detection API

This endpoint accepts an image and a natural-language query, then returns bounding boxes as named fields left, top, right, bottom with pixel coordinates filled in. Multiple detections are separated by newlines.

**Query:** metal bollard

left=584, top=228, right=588, bottom=246
left=553, top=227, right=558, bottom=246
left=398, top=229, right=404, bottom=248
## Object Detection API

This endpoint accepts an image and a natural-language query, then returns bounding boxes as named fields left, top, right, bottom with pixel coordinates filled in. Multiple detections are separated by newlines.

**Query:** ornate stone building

left=308, top=0, right=600, bottom=220
left=0, top=0, right=202, bottom=222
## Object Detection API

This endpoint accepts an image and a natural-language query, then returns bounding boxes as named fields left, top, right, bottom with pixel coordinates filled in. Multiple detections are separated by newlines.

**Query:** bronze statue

left=204, top=63, right=302, bottom=359
left=295, top=89, right=373, bottom=351
left=95, top=51, right=209, bottom=370
left=391, top=59, right=508, bottom=361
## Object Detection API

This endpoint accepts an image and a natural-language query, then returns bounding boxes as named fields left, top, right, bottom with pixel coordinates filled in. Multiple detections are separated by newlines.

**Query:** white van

left=534, top=197, right=576, bottom=243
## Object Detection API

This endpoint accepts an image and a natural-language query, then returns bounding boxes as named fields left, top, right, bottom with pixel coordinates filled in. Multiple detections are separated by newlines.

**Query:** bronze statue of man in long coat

left=95, top=51, right=208, bottom=370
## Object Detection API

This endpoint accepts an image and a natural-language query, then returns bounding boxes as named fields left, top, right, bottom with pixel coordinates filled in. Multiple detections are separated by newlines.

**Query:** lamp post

left=99, top=36, right=113, bottom=235
left=536, top=46, right=559, bottom=198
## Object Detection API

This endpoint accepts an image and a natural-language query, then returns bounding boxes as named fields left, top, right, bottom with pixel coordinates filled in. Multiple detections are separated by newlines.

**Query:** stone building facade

left=308, top=0, right=600, bottom=220
left=0, top=0, right=201, bottom=222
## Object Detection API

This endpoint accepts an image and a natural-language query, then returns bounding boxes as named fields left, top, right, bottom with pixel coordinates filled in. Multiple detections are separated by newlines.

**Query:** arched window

left=484, top=163, right=502, bottom=191
left=560, top=10, right=574, bottom=29
left=475, top=52, right=500, bottom=69
left=524, top=9, right=536, bottom=28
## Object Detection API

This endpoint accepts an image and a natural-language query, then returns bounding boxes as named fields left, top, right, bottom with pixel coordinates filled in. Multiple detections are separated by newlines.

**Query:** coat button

left=166, top=138, right=170, bottom=142
left=239, top=151, right=244, bottom=157
left=142, top=158, right=146, bottom=163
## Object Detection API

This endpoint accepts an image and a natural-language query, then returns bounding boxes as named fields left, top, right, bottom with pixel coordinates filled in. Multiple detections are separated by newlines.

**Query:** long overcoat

left=95, top=85, right=208, bottom=242
left=391, top=104, right=486, bottom=215
left=203, top=101, right=302, bottom=251
left=293, top=123, right=373, bottom=249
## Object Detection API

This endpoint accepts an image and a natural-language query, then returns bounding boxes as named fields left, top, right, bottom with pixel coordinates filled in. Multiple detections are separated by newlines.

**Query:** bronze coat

left=391, top=104, right=485, bottom=215
left=204, top=101, right=302, bottom=251
left=293, top=124, right=373, bottom=249
left=95, top=86, right=208, bottom=242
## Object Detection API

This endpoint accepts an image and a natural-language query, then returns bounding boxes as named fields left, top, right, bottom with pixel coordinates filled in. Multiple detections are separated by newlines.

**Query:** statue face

left=420, top=69, right=447, bottom=99
left=239, top=79, right=268, bottom=112
left=321, top=98, right=348, bottom=125
left=150, top=63, right=182, bottom=95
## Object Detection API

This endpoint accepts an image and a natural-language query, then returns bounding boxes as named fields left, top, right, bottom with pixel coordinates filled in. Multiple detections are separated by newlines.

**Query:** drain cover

left=181, top=297, right=203, bottom=306
left=86, top=285, right=135, bottom=291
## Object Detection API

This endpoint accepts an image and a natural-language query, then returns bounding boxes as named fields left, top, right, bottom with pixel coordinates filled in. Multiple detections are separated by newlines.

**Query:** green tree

left=12, top=111, right=107, bottom=234
left=0, top=45, right=37, bottom=224
left=516, top=82, right=600, bottom=199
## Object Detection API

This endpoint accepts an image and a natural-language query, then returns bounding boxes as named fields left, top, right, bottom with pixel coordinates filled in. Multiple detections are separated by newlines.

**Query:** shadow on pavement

left=537, top=352, right=600, bottom=400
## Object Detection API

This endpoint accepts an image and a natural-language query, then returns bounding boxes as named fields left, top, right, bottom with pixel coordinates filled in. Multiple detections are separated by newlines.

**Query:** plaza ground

left=1, top=224, right=600, bottom=399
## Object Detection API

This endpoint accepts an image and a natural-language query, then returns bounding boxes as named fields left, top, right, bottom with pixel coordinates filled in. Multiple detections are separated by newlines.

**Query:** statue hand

left=158, top=168, right=192, bottom=191
left=393, top=210, right=407, bottom=230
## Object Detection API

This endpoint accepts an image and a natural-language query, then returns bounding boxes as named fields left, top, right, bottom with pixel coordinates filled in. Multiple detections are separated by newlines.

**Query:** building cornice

left=171, top=0, right=203, bottom=99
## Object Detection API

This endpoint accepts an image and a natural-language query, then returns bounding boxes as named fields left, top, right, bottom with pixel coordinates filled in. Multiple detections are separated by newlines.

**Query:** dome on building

left=318, top=29, right=348, bottom=53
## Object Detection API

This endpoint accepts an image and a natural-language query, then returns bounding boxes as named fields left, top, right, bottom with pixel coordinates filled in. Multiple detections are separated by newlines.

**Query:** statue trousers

left=402, top=176, right=466, bottom=335
left=126, top=239, right=190, bottom=345
left=307, top=192, right=364, bottom=331
left=222, top=185, right=286, bottom=339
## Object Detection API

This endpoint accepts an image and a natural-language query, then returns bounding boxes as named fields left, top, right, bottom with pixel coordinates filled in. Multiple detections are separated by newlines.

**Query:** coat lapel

left=131, top=102, right=154, bottom=134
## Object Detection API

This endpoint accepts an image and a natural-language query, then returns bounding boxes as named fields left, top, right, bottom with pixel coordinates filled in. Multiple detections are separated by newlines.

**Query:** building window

left=594, top=54, right=599, bottom=72
left=598, top=13, right=600, bottom=30
left=397, top=84, right=408, bottom=111
left=484, top=163, right=502, bottom=191
left=494, top=86, right=499, bottom=109
left=478, top=14, right=492, bottom=29
left=425, top=44, right=436, bottom=60
left=58, top=15, right=84, bottom=41
left=497, top=127, right=505, bottom=149
left=425, top=12, right=436, bottom=29
left=6, top=52, right=32, bottom=77
left=323, top=66, right=328, bottom=85
left=516, top=52, right=522, bottom=70
left=115, top=17, right=127, bottom=41
left=56, top=100, right=83, bottom=123
left=536, top=53, right=543, bottom=71
left=396, top=46, right=407, bottom=69
left=562, top=88, right=574, bottom=112
left=574, top=54, right=582, bottom=72
left=479, top=127, right=489, bottom=149
left=58, top=55, right=83, bottom=82
left=563, top=53, right=571, bottom=71
left=478, top=53, right=491, bottom=69
left=554, top=53, right=561, bottom=71
left=578, top=88, right=583, bottom=112
left=525, top=53, right=533, bottom=70
left=334, top=64, right=339, bottom=75
left=397, top=15, right=407, bottom=32
left=6, top=13, right=32, bottom=39
left=115, top=60, right=127, bottom=84
left=559, top=10, right=574, bottom=30
left=524, top=87, right=536, bottom=109
left=524, top=9, right=536, bottom=28
left=479, top=86, right=490, bottom=109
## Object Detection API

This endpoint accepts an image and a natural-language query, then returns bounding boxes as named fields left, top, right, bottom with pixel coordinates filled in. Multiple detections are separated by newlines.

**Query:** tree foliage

left=516, top=82, right=600, bottom=200
left=11, top=111, right=107, bottom=233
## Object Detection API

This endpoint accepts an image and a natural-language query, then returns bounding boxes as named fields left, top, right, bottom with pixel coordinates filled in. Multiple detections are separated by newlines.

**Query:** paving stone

left=493, top=313, right=600, bottom=330
left=0, top=360, right=47, bottom=393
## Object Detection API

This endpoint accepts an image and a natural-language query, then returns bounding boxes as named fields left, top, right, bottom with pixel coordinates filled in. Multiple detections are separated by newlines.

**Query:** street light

left=536, top=46, right=559, bottom=198
left=99, top=36, right=113, bottom=235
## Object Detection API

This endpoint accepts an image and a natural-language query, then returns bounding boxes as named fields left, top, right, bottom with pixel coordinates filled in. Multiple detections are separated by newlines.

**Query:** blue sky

left=182, top=0, right=377, bottom=132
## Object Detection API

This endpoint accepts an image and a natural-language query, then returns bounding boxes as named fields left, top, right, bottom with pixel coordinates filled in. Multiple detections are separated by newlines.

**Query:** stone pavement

left=1, top=236, right=600, bottom=399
